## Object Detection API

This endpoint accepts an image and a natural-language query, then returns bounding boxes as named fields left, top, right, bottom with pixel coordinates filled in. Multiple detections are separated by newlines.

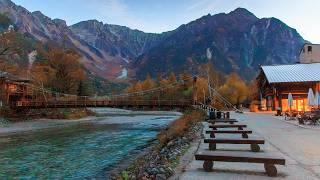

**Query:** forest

left=125, top=64, right=258, bottom=109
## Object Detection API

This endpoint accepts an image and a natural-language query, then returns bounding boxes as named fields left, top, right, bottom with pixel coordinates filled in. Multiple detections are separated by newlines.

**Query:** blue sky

left=12, top=0, right=320, bottom=43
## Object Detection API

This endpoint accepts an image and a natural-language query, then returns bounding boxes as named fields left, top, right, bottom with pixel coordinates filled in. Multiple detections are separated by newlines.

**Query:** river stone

left=151, top=167, right=159, bottom=174
left=156, top=174, right=166, bottom=180
left=166, top=166, right=174, bottom=175
left=167, top=140, right=174, bottom=146
left=159, top=167, right=166, bottom=174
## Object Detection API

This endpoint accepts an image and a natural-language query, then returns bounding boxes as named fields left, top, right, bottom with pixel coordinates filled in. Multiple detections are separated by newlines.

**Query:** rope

left=209, top=86, right=242, bottom=112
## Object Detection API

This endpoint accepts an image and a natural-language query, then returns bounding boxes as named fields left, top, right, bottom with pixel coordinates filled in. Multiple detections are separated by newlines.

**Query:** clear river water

left=0, top=108, right=180, bottom=179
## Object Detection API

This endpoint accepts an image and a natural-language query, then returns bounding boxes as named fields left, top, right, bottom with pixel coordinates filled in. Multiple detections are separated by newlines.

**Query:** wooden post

left=273, top=87, right=278, bottom=111
left=277, top=89, right=282, bottom=113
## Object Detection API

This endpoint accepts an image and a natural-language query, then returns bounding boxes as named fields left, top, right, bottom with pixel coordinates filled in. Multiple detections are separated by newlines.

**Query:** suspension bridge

left=8, top=75, right=239, bottom=111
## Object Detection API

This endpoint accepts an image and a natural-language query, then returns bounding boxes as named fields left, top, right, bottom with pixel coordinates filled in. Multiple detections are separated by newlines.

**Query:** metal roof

left=261, top=63, right=320, bottom=83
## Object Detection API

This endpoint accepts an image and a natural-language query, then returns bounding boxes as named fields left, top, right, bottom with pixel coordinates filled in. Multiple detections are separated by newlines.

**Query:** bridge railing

left=11, top=99, right=193, bottom=108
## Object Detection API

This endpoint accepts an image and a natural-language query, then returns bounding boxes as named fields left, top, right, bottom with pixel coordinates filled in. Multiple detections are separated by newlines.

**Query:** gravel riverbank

left=113, top=117, right=203, bottom=180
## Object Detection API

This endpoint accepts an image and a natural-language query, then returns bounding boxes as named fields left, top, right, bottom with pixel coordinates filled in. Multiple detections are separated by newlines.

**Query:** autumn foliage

left=218, top=73, right=249, bottom=106
left=31, top=47, right=87, bottom=94
left=125, top=72, right=194, bottom=102
left=128, top=63, right=252, bottom=109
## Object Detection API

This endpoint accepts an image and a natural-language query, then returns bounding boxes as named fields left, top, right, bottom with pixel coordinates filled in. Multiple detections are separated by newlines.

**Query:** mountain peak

left=73, top=19, right=104, bottom=29
left=32, top=10, right=45, bottom=17
left=53, top=18, right=67, bottom=28
left=229, top=7, right=256, bottom=18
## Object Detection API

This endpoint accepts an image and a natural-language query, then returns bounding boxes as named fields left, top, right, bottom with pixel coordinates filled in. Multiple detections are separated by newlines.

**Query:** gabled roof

left=261, top=63, right=320, bottom=83
left=0, top=71, right=31, bottom=82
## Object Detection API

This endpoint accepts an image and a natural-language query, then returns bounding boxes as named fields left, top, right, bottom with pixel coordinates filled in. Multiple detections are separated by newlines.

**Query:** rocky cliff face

left=135, top=8, right=305, bottom=80
left=0, top=0, right=305, bottom=81
left=70, top=20, right=168, bottom=62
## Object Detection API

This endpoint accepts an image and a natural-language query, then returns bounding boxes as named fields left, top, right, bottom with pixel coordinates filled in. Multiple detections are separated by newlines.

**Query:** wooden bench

left=207, top=119, right=238, bottom=124
left=205, top=130, right=252, bottom=138
left=204, top=138, right=265, bottom=152
left=209, top=124, right=247, bottom=130
left=195, top=150, right=285, bottom=177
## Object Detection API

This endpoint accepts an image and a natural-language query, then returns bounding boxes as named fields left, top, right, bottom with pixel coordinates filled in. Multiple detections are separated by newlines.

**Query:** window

left=308, top=46, right=312, bottom=52
left=8, top=84, right=17, bottom=92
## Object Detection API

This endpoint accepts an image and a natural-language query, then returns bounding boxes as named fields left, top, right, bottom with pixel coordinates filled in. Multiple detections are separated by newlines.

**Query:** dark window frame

left=308, top=46, right=312, bottom=52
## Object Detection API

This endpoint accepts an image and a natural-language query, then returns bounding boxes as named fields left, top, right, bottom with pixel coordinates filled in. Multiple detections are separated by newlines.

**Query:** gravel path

left=176, top=112, right=320, bottom=179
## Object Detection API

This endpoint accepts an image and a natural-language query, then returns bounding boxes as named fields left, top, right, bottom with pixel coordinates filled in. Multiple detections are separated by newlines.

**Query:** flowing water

left=0, top=109, right=180, bottom=179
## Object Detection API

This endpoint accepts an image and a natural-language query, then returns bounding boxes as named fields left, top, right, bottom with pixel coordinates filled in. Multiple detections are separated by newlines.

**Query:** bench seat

left=195, top=150, right=285, bottom=177
left=209, top=124, right=247, bottom=130
left=208, top=119, right=238, bottom=124
left=205, top=130, right=252, bottom=138
left=204, top=138, right=265, bottom=151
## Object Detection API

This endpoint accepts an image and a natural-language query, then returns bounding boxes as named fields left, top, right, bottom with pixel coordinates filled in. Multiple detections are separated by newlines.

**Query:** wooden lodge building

left=0, top=71, right=31, bottom=107
left=257, top=43, right=320, bottom=112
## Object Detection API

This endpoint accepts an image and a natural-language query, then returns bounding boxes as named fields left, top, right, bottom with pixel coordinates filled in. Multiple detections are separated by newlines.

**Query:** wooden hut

left=257, top=63, right=320, bottom=112
left=0, top=71, right=31, bottom=107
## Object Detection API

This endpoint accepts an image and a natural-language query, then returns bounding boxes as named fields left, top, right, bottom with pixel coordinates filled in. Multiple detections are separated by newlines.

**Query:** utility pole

left=203, top=88, right=206, bottom=105
left=207, top=67, right=212, bottom=99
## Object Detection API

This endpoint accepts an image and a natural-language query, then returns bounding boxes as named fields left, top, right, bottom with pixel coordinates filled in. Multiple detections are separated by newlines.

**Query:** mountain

left=134, top=8, right=305, bottom=80
left=0, top=0, right=166, bottom=79
left=0, top=0, right=306, bottom=81
left=69, top=20, right=169, bottom=79
left=70, top=20, right=168, bottom=62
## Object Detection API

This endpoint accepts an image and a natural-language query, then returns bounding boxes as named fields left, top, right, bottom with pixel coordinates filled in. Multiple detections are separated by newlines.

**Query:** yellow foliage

left=194, top=77, right=209, bottom=103
left=32, top=47, right=86, bottom=94
left=218, top=73, right=248, bottom=105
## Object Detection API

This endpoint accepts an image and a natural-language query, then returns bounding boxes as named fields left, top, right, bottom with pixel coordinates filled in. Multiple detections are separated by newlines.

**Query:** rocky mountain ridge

left=0, top=0, right=306, bottom=80
left=135, top=8, right=305, bottom=79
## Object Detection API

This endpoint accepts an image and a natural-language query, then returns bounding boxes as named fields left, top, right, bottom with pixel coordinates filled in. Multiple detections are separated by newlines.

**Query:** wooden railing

left=12, top=100, right=193, bottom=109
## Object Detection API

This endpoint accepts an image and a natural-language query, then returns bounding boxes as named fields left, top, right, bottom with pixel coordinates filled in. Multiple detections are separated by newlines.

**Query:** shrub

left=157, top=110, right=205, bottom=147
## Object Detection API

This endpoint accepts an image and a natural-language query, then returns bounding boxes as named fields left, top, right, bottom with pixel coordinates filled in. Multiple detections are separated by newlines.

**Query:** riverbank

left=114, top=110, right=205, bottom=180
left=0, top=107, right=95, bottom=121
left=0, top=108, right=182, bottom=137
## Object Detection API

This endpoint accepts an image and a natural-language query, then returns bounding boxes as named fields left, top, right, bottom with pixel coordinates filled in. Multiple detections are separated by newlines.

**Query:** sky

left=12, top=0, right=320, bottom=43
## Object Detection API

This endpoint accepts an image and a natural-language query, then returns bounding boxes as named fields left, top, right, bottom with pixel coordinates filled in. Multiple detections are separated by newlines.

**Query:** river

left=0, top=108, right=181, bottom=179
